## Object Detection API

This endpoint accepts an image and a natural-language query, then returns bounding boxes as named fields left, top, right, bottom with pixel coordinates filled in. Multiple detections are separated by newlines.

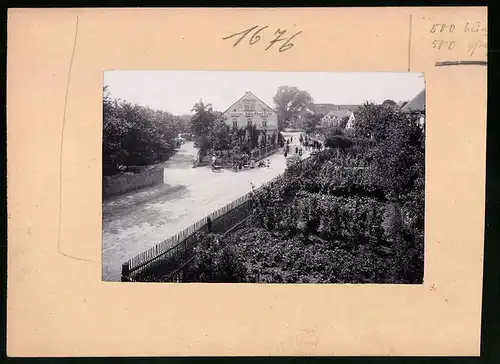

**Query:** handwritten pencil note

left=222, top=25, right=302, bottom=53
left=427, top=20, right=487, bottom=58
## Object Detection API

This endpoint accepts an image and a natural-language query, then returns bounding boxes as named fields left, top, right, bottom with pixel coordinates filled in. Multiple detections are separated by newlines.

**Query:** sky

left=104, top=71, right=425, bottom=115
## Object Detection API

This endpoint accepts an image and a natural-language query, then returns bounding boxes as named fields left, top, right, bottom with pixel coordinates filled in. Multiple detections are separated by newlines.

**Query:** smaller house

left=319, top=109, right=356, bottom=130
left=288, top=103, right=337, bottom=129
left=289, top=103, right=361, bottom=130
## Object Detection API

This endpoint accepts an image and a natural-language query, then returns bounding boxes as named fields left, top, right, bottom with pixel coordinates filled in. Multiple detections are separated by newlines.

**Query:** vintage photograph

left=102, top=71, right=425, bottom=284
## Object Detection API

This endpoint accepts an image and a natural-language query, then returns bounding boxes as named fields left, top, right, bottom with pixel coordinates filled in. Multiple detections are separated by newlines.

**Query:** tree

left=102, top=87, right=183, bottom=176
left=270, top=130, right=278, bottom=145
left=324, top=135, right=354, bottom=157
left=246, top=124, right=260, bottom=150
left=273, top=86, right=314, bottom=131
left=303, top=113, right=322, bottom=134
left=190, top=100, right=215, bottom=138
left=209, top=118, right=231, bottom=151
left=382, top=99, right=397, bottom=107
left=325, top=126, right=344, bottom=138
left=173, top=114, right=191, bottom=134
left=103, top=86, right=124, bottom=175
left=358, top=105, right=425, bottom=199
left=187, top=233, right=248, bottom=282
left=353, top=102, right=400, bottom=142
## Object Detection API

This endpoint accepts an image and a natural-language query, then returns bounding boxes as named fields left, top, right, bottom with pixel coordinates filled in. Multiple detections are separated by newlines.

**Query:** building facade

left=320, top=110, right=356, bottom=130
left=222, top=91, right=278, bottom=134
left=289, top=103, right=361, bottom=130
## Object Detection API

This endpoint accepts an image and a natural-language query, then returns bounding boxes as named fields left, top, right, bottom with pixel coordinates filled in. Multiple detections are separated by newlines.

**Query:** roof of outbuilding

left=401, top=89, right=425, bottom=112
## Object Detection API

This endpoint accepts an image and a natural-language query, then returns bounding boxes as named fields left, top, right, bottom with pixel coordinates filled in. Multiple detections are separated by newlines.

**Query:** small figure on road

left=267, top=158, right=270, bottom=168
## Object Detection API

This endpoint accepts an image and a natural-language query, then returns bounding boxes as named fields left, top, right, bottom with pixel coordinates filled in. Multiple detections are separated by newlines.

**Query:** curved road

left=102, top=132, right=305, bottom=281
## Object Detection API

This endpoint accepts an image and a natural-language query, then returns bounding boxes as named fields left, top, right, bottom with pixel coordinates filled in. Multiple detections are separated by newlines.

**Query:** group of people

left=281, top=133, right=325, bottom=160
left=283, top=136, right=305, bottom=159
left=279, top=133, right=326, bottom=158
left=209, top=152, right=270, bottom=172
left=299, top=134, right=323, bottom=152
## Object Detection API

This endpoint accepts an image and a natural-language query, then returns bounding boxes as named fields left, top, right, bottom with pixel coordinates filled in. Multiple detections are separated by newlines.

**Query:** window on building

left=262, top=119, right=267, bottom=127
left=244, top=104, right=249, bottom=111
left=233, top=120, right=238, bottom=128
left=247, top=119, right=252, bottom=126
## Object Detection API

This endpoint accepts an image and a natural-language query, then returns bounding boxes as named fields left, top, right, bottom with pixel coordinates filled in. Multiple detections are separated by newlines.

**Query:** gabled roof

left=322, top=109, right=352, bottom=120
left=334, top=105, right=361, bottom=113
left=396, top=100, right=408, bottom=108
left=401, top=89, right=425, bottom=112
left=307, top=103, right=338, bottom=115
left=223, top=91, right=277, bottom=114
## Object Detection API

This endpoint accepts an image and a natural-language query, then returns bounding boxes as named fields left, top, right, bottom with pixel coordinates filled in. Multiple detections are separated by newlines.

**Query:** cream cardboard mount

left=7, top=7, right=487, bottom=357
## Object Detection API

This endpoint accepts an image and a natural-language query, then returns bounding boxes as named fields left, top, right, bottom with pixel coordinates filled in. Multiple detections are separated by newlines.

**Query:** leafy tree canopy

left=102, top=86, right=184, bottom=176
left=382, top=99, right=397, bottom=106
left=273, top=86, right=314, bottom=130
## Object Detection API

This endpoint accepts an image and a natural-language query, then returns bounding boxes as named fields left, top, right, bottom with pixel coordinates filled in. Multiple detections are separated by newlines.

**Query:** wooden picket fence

left=121, top=174, right=283, bottom=282
left=196, top=145, right=278, bottom=168
left=250, top=145, right=277, bottom=162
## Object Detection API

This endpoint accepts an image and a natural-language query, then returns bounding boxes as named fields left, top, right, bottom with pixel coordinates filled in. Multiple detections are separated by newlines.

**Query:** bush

left=186, top=233, right=248, bottom=282
left=286, top=155, right=302, bottom=168
left=324, top=135, right=353, bottom=151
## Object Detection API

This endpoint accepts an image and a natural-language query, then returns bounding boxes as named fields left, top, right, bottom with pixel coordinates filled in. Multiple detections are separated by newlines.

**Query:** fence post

left=121, top=262, right=130, bottom=282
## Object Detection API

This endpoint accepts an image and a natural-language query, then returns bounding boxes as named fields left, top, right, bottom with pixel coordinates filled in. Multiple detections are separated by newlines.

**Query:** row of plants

left=184, top=227, right=394, bottom=284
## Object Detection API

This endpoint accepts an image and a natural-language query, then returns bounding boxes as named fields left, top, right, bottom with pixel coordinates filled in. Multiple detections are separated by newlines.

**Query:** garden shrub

left=181, top=103, right=425, bottom=284
left=186, top=233, right=248, bottom=282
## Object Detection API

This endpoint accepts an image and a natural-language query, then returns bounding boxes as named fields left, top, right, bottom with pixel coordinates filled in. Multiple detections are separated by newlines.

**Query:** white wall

left=346, top=113, right=356, bottom=129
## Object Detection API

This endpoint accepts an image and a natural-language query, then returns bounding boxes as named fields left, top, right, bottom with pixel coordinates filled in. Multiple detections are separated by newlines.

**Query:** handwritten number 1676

left=223, top=25, right=302, bottom=52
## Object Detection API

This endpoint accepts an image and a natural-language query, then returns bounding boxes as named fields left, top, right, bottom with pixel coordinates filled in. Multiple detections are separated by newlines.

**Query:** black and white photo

left=102, top=71, right=425, bottom=284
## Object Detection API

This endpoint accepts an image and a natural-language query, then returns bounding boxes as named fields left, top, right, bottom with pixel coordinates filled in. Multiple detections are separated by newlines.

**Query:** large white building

left=222, top=91, right=278, bottom=135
